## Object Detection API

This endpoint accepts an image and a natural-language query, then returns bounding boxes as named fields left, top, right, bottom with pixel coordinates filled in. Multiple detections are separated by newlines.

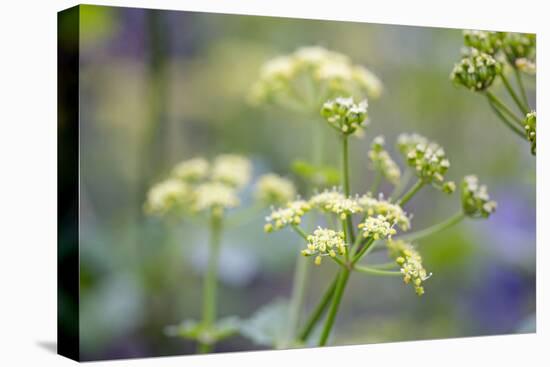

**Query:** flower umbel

left=358, top=215, right=397, bottom=240
left=193, top=182, right=239, bottom=214
left=264, top=200, right=311, bottom=232
left=211, top=154, right=252, bottom=189
left=463, top=30, right=503, bottom=55
left=461, top=175, right=497, bottom=218
left=144, top=179, right=191, bottom=215
left=310, top=188, right=362, bottom=219
left=358, top=194, right=411, bottom=231
left=387, top=240, right=431, bottom=296
left=301, top=227, right=346, bottom=266
left=321, top=97, right=368, bottom=135
left=172, top=157, right=210, bottom=182
left=450, top=50, right=501, bottom=91
left=397, top=133, right=455, bottom=192
left=255, top=173, right=297, bottom=205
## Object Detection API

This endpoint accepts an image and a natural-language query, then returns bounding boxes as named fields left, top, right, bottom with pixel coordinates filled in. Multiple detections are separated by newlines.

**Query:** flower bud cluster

left=301, top=227, right=346, bottom=266
left=450, top=49, right=501, bottom=91
left=144, top=179, right=192, bottom=215
left=461, top=175, right=497, bottom=218
left=368, top=136, right=401, bottom=185
left=524, top=111, right=536, bottom=155
left=254, top=173, right=297, bottom=206
left=387, top=240, right=431, bottom=296
left=357, top=194, right=411, bottom=231
left=463, top=30, right=503, bottom=55
left=310, top=188, right=362, bottom=220
left=264, top=200, right=311, bottom=232
left=397, top=134, right=455, bottom=192
left=501, top=33, right=536, bottom=70
left=321, top=97, right=368, bottom=135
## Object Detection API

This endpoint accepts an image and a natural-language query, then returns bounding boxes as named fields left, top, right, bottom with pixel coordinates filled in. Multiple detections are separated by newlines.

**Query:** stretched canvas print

left=58, top=4, right=536, bottom=361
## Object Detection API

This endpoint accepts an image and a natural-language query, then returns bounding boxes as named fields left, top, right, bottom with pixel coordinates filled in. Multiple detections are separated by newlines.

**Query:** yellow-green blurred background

left=68, top=4, right=535, bottom=360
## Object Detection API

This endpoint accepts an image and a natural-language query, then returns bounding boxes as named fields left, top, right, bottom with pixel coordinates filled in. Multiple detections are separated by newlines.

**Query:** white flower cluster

left=211, top=154, right=252, bottom=189
left=368, top=136, right=401, bottom=185
left=387, top=240, right=431, bottom=296
left=450, top=49, right=501, bottom=91
left=171, top=157, right=209, bottom=182
left=321, top=97, right=368, bottom=135
left=254, top=173, right=297, bottom=205
left=301, top=227, right=346, bottom=266
left=397, top=133, right=455, bottom=193
left=193, top=182, right=240, bottom=213
left=310, top=188, right=362, bottom=219
left=358, top=215, right=397, bottom=240
left=461, top=175, right=497, bottom=218
left=144, top=179, right=192, bottom=215
left=250, top=46, right=382, bottom=107
left=357, top=194, right=411, bottom=231
left=145, top=154, right=252, bottom=216
left=524, top=111, right=536, bottom=155
left=264, top=200, right=311, bottom=232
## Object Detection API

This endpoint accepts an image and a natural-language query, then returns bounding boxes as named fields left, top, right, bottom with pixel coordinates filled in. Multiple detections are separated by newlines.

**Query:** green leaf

left=239, top=298, right=290, bottom=347
left=291, top=160, right=340, bottom=188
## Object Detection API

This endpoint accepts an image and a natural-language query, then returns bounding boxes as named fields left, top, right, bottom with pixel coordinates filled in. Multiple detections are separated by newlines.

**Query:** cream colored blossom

left=358, top=215, right=396, bottom=240
left=144, top=179, right=191, bottom=215
left=301, top=227, right=346, bottom=266
left=387, top=240, right=431, bottom=296
left=264, top=200, right=311, bottom=232
left=254, top=174, right=296, bottom=205
left=211, top=154, right=251, bottom=189
left=310, top=189, right=362, bottom=219
left=171, top=157, right=209, bottom=182
left=461, top=175, right=497, bottom=218
left=357, top=195, right=411, bottom=231
left=193, top=182, right=239, bottom=213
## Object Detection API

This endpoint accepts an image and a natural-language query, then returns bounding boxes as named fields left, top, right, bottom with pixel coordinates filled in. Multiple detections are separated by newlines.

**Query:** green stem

left=396, top=180, right=424, bottom=207
left=500, top=73, right=529, bottom=114
left=514, top=67, right=529, bottom=108
left=400, top=211, right=465, bottom=242
left=487, top=97, right=527, bottom=138
left=354, top=266, right=402, bottom=277
left=292, top=224, right=309, bottom=241
left=352, top=237, right=376, bottom=265
left=369, top=171, right=382, bottom=195
left=283, top=254, right=310, bottom=348
left=366, top=261, right=398, bottom=270
left=298, top=276, right=338, bottom=343
left=341, top=135, right=355, bottom=244
left=198, top=211, right=222, bottom=353
left=318, top=268, right=350, bottom=346
left=485, top=91, right=524, bottom=126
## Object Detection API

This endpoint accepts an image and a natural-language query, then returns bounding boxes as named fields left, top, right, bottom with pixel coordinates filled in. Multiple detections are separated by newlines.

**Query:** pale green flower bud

left=357, top=195, right=411, bottom=231
left=463, top=30, right=503, bottom=55
left=358, top=215, right=397, bottom=240
left=265, top=200, right=311, bottom=232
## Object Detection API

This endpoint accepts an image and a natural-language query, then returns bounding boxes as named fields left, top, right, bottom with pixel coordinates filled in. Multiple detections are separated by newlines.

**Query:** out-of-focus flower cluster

left=368, top=136, right=401, bottom=185
left=144, top=154, right=252, bottom=216
left=301, top=227, right=346, bottom=266
left=321, top=97, right=368, bottom=135
left=524, top=111, right=536, bottom=155
left=397, top=133, right=455, bottom=193
left=249, top=46, right=382, bottom=110
left=254, top=173, right=297, bottom=206
left=387, top=240, right=431, bottom=296
left=450, top=49, right=501, bottom=91
left=461, top=175, right=497, bottom=218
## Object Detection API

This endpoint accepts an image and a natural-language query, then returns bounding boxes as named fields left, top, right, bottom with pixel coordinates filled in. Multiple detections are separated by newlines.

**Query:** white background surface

left=0, top=0, right=547, bottom=365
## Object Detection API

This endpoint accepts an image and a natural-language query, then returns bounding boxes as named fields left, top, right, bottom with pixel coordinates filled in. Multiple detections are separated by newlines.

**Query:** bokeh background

left=71, top=4, right=535, bottom=360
